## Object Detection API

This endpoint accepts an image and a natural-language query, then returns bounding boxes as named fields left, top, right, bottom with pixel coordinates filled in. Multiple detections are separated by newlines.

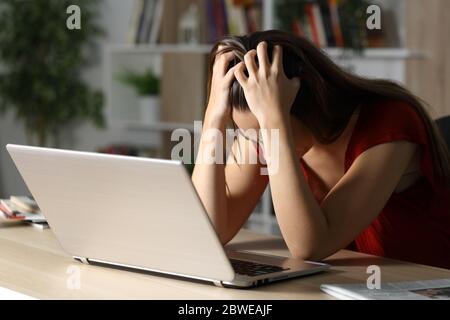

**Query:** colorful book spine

left=305, top=3, right=320, bottom=47
left=291, top=19, right=304, bottom=38
left=319, top=0, right=336, bottom=47
left=148, top=0, right=164, bottom=43
left=136, top=0, right=149, bottom=43
left=233, top=1, right=249, bottom=35
left=214, top=0, right=229, bottom=38
left=312, top=3, right=327, bottom=47
left=245, top=6, right=256, bottom=33
left=206, top=0, right=219, bottom=42
left=224, top=0, right=238, bottom=34
left=328, top=0, right=344, bottom=47
left=143, top=0, right=157, bottom=43
left=127, top=0, right=145, bottom=44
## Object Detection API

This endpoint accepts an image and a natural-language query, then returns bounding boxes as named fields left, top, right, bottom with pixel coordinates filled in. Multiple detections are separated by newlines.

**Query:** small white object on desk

left=26, top=221, right=50, bottom=230
left=0, top=198, right=46, bottom=223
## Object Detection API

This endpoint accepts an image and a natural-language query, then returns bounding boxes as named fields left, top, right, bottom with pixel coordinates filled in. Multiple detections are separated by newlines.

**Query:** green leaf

left=117, top=69, right=161, bottom=96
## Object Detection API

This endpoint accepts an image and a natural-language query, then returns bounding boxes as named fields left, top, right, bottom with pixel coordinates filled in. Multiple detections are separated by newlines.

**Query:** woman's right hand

left=205, top=47, right=237, bottom=127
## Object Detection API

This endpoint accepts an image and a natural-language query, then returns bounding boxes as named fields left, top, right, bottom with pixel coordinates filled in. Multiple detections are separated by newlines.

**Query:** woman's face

left=232, top=109, right=259, bottom=131
left=231, top=108, right=313, bottom=153
left=231, top=109, right=261, bottom=143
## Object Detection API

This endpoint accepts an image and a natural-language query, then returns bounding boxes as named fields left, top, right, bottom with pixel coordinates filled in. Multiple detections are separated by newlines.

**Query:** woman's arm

left=234, top=42, right=417, bottom=260
left=260, top=116, right=416, bottom=260
left=192, top=48, right=268, bottom=244
left=192, top=113, right=229, bottom=243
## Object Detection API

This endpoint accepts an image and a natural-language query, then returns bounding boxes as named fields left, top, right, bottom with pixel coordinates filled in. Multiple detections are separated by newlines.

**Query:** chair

left=435, top=116, right=450, bottom=151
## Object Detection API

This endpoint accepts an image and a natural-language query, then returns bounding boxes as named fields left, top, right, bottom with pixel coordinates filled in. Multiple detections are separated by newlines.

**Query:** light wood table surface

left=0, top=223, right=449, bottom=299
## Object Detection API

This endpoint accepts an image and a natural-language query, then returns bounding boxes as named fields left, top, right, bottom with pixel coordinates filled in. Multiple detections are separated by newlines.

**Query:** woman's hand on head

left=205, top=46, right=237, bottom=128
left=234, top=42, right=301, bottom=128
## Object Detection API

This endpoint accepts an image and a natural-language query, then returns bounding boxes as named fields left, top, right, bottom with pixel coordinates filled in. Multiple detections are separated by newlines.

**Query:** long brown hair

left=207, top=30, right=450, bottom=185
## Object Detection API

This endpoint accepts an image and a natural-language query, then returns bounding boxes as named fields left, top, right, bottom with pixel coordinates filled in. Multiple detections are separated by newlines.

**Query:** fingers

left=272, top=45, right=283, bottom=72
left=223, top=64, right=237, bottom=85
left=233, top=62, right=248, bottom=87
left=256, top=42, right=270, bottom=76
left=243, top=50, right=258, bottom=78
left=214, top=51, right=235, bottom=75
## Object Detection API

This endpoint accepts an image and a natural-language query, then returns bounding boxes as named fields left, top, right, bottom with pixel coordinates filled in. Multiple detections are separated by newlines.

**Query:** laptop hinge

left=73, top=256, right=90, bottom=264
left=212, top=280, right=224, bottom=288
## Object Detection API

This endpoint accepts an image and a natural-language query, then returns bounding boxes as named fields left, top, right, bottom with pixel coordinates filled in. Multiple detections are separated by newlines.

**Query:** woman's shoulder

left=357, top=99, right=428, bottom=143
left=363, top=100, right=425, bottom=130
left=346, top=99, right=430, bottom=169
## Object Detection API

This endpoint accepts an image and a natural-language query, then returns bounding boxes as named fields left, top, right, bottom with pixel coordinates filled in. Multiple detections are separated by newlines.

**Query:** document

left=321, top=278, right=450, bottom=300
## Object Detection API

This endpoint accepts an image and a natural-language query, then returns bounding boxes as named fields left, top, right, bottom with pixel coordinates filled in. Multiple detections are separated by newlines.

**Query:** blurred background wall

left=405, top=0, right=450, bottom=117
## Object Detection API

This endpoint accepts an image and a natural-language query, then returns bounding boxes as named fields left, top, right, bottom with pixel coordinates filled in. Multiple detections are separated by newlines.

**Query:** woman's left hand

left=234, top=42, right=301, bottom=128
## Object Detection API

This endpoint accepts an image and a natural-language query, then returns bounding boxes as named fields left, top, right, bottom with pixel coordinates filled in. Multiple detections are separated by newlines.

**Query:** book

left=321, top=278, right=450, bottom=300
left=148, top=0, right=164, bottom=43
left=142, top=0, right=157, bottom=43
left=214, top=0, right=229, bottom=38
left=0, top=199, right=46, bottom=223
left=10, top=195, right=38, bottom=213
left=0, top=199, right=21, bottom=216
left=319, top=0, right=336, bottom=47
left=328, top=0, right=344, bottom=47
left=305, top=3, right=320, bottom=47
left=205, top=0, right=219, bottom=42
left=127, top=0, right=145, bottom=44
left=136, top=0, right=148, bottom=43
left=291, top=19, right=304, bottom=38
left=0, top=202, right=25, bottom=221
left=224, top=0, right=237, bottom=34
left=206, top=0, right=262, bottom=41
left=312, top=3, right=327, bottom=47
left=301, top=17, right=313, bottom=42
left=244, top=2, right=260, bottom=33
left=227, top=0, right=248, bottom=35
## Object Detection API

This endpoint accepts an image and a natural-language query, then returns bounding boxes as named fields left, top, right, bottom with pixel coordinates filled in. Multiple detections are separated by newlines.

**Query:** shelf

left=126, top=121, right=199, bottom=132
left=107, top=44, right=213, bottom=54
left=324, top=48, right=425, bottom=60
left=107, top=44, right=423, bottom=60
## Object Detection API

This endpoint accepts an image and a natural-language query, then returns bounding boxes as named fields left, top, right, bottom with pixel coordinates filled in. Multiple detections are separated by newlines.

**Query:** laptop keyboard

left=230, top=259, right=289, bottom=277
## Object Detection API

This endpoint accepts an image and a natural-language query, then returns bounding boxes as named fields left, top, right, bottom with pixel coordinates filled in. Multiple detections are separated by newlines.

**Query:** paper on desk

left=0, top=199, right=46, bottom=223
left=321, top=278, right=450, bottom=300
left=0, top=210, right=46, bottom=223
left=0, top=287, right=37, bottom=300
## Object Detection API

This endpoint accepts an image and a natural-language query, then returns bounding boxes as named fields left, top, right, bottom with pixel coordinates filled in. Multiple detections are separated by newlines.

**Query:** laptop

left=6, top=144, right=329, bottom=288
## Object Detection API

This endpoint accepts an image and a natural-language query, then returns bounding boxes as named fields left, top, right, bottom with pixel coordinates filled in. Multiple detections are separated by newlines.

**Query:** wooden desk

left=0, top=223, right=449, bottom=299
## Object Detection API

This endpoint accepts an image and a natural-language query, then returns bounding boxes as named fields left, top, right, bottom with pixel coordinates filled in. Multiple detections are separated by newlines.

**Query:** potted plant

left=0, top=0, right=104, bottom=147
left=118, top=69, right=161, bottom=125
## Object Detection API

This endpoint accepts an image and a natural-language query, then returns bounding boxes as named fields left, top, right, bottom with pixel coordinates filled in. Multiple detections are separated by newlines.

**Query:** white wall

left=0, top=0, right=160, bottom=197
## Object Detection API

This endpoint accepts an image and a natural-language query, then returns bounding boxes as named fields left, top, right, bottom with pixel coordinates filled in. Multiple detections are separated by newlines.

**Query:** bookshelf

left=104, top=0, right=422, bottom=235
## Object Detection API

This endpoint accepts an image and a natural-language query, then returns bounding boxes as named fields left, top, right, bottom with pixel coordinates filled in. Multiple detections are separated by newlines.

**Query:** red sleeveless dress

left=301, top=100, right=450, bottom=269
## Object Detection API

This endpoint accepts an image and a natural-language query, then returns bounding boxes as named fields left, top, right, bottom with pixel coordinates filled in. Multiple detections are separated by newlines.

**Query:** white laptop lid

left=7, top=144, right=235, bottom=282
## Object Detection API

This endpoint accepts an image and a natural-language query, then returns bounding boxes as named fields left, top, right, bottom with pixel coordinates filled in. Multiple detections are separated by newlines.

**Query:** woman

left=192, top=30, right=450, bottom=269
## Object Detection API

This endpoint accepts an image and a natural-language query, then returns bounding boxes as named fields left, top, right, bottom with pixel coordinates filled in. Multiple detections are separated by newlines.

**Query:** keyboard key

left=230, top=259, right=289, bottom=277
